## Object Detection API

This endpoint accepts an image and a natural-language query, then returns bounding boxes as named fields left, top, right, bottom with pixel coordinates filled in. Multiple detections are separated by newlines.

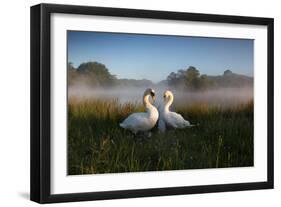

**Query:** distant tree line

left=68, top=61, right=253, bottom=90
left=166, top=66, right=253, bottom=90
left=68, top=62, right=153, bottom=88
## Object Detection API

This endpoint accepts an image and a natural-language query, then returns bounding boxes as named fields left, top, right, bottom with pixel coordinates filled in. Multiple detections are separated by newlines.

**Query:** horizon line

left=68, top=61, right=253, bottom=83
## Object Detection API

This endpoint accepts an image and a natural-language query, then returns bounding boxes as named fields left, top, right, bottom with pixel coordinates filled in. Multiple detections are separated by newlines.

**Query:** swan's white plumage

left=120, top=88, right=159, bottom=134
left=157, top=118, right=166, bottom=133
left=158, top=90, right=194, bottom=132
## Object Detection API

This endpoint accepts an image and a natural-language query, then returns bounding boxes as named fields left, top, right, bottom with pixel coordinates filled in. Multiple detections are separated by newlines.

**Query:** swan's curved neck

left=165, top=95, right=174, bottom=111
left=143, top=95, right=154, bottom=112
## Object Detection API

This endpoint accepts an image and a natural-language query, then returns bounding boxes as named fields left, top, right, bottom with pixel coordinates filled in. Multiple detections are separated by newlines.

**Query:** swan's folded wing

left=167, top=112, right=191, bottom=128
left=120, top=113, right=150, bottom=130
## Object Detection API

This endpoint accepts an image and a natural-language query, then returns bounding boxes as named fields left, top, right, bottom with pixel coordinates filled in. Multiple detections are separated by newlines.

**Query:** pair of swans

left=120, top=88, right=194, bottom=134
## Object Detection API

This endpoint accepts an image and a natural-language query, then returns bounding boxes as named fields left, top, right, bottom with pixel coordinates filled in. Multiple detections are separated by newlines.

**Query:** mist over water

left=68, top=85, right=253, bottom=108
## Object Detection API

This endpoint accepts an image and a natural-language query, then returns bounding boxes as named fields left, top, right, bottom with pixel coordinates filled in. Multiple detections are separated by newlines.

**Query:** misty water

left=68, top=85, right=253, bottom=109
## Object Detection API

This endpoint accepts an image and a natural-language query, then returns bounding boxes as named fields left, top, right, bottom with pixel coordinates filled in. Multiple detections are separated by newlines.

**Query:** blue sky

left=68, top=31, right=253, bottom=83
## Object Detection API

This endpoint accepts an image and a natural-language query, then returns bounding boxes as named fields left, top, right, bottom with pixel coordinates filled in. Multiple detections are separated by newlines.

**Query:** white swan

left=120, top=88, right=159, bottom=134
left=158, top=90, right=194, bottom=132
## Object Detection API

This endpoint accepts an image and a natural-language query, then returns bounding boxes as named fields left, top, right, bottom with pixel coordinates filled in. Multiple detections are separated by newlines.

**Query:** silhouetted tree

left=77, top=62, right=116, bottom=87
left=184, top=66, right=200, bottom=90
left=223, top=70, right=233, bottom=76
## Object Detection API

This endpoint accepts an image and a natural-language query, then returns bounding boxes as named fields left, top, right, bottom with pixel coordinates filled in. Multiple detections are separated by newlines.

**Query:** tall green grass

left=68, top=98, right=253, bottom=175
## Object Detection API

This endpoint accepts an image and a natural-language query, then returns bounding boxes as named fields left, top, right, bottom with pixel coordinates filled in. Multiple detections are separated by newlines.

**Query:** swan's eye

left=163, top=95, right=166, bottom=98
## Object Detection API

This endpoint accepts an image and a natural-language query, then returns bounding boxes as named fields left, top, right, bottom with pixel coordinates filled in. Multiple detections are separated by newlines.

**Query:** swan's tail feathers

left=187, top=123, right=200, bottom=128
left=183, top=119, right=199, bottom=128
left=119, top=122, right=125, bottom=128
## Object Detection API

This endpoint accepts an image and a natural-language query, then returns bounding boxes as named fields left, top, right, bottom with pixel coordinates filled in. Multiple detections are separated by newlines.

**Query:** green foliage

left=184, top=66, right=200, bottom=89
left=200, top=74, right=215, bottom=90
left=68, top=61, right=253, bottom=90
left=67, top=98, right=253, bottom=175
left=167, top=66, right=211, bottom=90
left=68, top=61, right=116, bottom=87
left=167, top=66, right=252, bottom=91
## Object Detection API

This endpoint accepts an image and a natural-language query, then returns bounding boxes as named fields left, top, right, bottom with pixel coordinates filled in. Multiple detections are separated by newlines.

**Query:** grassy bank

left=67, top=98, right=253, bottom=175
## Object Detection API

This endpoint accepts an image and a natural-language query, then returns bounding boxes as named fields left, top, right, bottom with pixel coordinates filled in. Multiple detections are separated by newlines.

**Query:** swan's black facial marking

left=149, top=89, right=155, bottom=97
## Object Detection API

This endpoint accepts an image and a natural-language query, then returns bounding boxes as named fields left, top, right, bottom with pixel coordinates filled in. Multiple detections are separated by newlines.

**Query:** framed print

left=30, top=3, right=274, bottom=203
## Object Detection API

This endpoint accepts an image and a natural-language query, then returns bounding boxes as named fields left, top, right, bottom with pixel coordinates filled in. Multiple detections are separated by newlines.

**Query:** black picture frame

left=30, top=3, right=274, bottom=204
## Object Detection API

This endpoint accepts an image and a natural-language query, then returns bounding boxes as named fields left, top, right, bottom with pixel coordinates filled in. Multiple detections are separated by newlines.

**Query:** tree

left=184, top=66, right=200, bottom=90
left=77, top=62, right=116, bottom=87
left=223, top=70, right=233, bottom=76
left=67, top=62, right=78, bottom=86
left=166, top=66, right=201, bottom=90
left=167, top=72, right=177, bottom=86
left=199, top=74, right=215, bottom=90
